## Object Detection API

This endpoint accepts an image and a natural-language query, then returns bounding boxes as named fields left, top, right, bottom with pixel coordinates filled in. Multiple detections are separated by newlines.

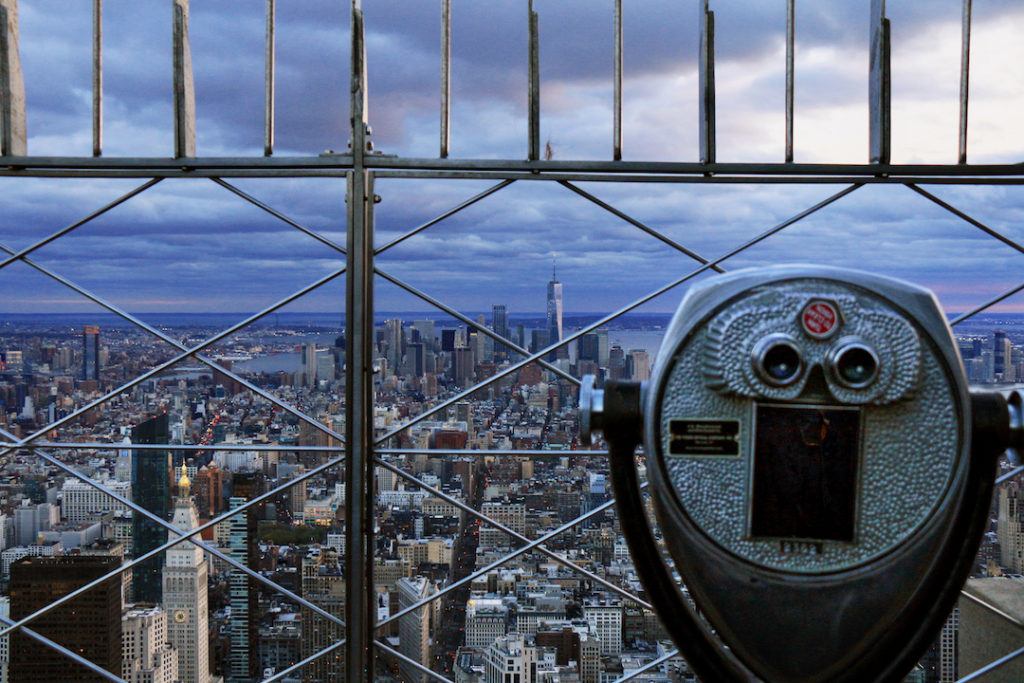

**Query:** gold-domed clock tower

left=163, top=463, right=211, bottom=682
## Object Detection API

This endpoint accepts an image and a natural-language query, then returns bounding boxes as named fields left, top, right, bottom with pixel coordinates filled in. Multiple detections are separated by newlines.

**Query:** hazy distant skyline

left=1, top=1, right=1023, bottom=317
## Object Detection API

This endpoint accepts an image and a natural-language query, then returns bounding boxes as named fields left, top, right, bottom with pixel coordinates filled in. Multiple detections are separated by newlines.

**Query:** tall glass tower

left=82, top=325, right=100, bottom=380
left=546, top=264, right=563, bottom=360
left=492, top=304, right=509, bottom=360
left=131, top=413, right=171, bottom=604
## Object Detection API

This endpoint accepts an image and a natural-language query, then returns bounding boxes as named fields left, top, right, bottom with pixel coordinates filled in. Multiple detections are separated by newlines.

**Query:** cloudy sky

left=1, top=0, right=1023, bottom=318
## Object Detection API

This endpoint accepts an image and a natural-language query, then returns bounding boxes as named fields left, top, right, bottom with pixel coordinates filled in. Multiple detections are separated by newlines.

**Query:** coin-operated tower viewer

left=580, top=265, right=1024, bottom=683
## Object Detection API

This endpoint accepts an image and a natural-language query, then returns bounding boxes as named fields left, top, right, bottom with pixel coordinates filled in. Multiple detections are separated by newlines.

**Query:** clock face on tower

left=173, top=609, right=188, bottom=624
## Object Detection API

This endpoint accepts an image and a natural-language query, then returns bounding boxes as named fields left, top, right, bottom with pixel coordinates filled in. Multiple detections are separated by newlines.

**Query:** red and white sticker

left=801, top=300, right=839, bottom=338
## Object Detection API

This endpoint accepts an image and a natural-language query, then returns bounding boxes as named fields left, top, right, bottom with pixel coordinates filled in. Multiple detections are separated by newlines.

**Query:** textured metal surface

left=658, top=277, right=961, bottom=572
left=869, top=0, right=891, bottom=164
left=703, top=287, right=921, bottom=405
left=92, top=0, right=102, bottom=156
left=958, top=0, right=972, bottom=164
left=264, top=0, right=275, bottom=156
left=172, top=0, right=195, bottom=158
left=0, top=0, right=25, bottom=156
left=698, top=0, right=715, bottom=164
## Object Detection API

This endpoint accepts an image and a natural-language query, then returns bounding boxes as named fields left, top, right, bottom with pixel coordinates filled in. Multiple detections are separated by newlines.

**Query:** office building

left=406, top=342, right=426, bottom=377
left=998, top=482, right=1024, bottom=573
left=412, top=320, right=436, bottom=349
left=479, top=502, right=526, bottom=548
left=122, top=605, right=179, bottom=683
left=441, top=329, right=456, bottom=353
left=397, top=576, right=436, bottom=683
left=0, top=596, right=8, bottom=683
left=994, top=331, right=1012, bottom=379
left=301, top=548, right=345, bottom=682
left=453, top=347, right=475, bottom=387
left=192, top=464, right=225, bottom=519
left=384, top=319, right=404, bottom=377
left=82, top=325, right=100, bottom=381
left=227, top=471, right=263, bottom=682
left=466, top=597, right=508, bottom=649
left=9, top=555, right=122, bottom=681
left=940, top=606, right=959, bottom=683
left=61, top=479, right=132, bottom=524
left=583, top=598, right=623, bottom=656
left=484, top=634, right=536, bottom=683
left=578, top=332, right=608, bottom=367
left=492, top=305, right=510, bottom=359
left=131, top=414, right=172, bottom=604
left=627, top=349, right=651, bottom=381
left=302, top=344, right=318, bottom=387
left=163, top=465, right=211, bottom=683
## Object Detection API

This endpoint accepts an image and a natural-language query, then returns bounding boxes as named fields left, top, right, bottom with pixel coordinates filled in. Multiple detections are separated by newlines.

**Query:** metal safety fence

left=0, top=0, right=1022, bottom=681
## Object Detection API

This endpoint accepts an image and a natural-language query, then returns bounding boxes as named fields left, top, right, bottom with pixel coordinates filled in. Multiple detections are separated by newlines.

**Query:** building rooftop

left=963, top=577, right=1024, bottom=628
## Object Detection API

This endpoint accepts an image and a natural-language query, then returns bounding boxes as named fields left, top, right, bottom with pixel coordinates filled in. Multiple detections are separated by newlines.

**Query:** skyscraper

left=627, top=349, right=652, bottom=381
left=492, top=304, right=509, bottom=360
left=994, top=331, right=1012, bottom=379
left=384, top=319, right=404, bottom=377
left=9, top=555, right=122, bottom=681
left=440, top=329, right=457, bottom=353
left=397, top=576, right=436, bottom=683
left=163, top=465, right=211, bottom=683
left=998, top=481, right=1024, bottom=572
left=131, top=413, right=172, bottom=604
left=578, top=332, right=608, bottom=366
left=406, top=342, right=426, bottom=377
left=122, top=605, right=179, bottom=683
left=546, top=264, right=564, bottom=360
left=82, top=324, right=100, bottom=381
left=301, top=548, right=345, bottom=682
left=227, top=471, right=263, bottom=682
left=302, top=343, right=318, bottom=387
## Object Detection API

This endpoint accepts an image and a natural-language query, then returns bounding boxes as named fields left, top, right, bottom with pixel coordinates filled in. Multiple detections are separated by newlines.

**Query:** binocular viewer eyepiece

left=580, top=265, right=1019, bottom=683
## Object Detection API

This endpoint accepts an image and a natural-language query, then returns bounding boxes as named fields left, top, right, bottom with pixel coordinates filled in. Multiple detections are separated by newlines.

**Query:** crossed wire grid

left=2, top=174, right=1024, bottom=683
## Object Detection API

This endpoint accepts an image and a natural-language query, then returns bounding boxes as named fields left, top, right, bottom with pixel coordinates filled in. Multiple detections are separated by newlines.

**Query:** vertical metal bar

left=613, top=0, right=622, bottom=161
left=264, top=0, right=276, bottom=156
left=869, top=0, right=890, bottom=164
left=0, top=0, right=26, bottom=156
left=92, top=0, right=102, bottom=157
left=172, top=0, right=196, bottom=158
left=698, top=0, right=716, bottom=164
left=958, top=0, right=972, bottom=164
left=346, top=3, right=374, bottom=680
left=785, top=0, right=794, bottom=163
left=440, top=0, right=451, bottom=158
left=527, top=0, right=540, bottom=161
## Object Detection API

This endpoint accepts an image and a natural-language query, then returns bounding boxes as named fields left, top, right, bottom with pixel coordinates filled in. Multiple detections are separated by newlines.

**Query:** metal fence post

left=0, top=0, right=26, bottom=156
left=345, top=1, right=374, bottom=680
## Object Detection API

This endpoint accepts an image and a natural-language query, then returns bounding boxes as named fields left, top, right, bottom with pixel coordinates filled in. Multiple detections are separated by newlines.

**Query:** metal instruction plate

left=669, top=418, right=741, bottom=457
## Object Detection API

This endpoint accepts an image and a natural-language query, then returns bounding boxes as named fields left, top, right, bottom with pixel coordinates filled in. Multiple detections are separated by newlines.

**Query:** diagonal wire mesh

left=1, top=3, right=1022, bottom=681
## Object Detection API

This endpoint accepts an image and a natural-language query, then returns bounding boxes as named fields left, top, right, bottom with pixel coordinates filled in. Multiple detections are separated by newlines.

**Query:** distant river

left=230, top=330, right=666, bottom=375
left=234, top=352, right=303, bottom=374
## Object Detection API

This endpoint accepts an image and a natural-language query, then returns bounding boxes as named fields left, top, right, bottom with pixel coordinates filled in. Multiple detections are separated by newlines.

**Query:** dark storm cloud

left=1, top=1, right=1023, bottom=315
